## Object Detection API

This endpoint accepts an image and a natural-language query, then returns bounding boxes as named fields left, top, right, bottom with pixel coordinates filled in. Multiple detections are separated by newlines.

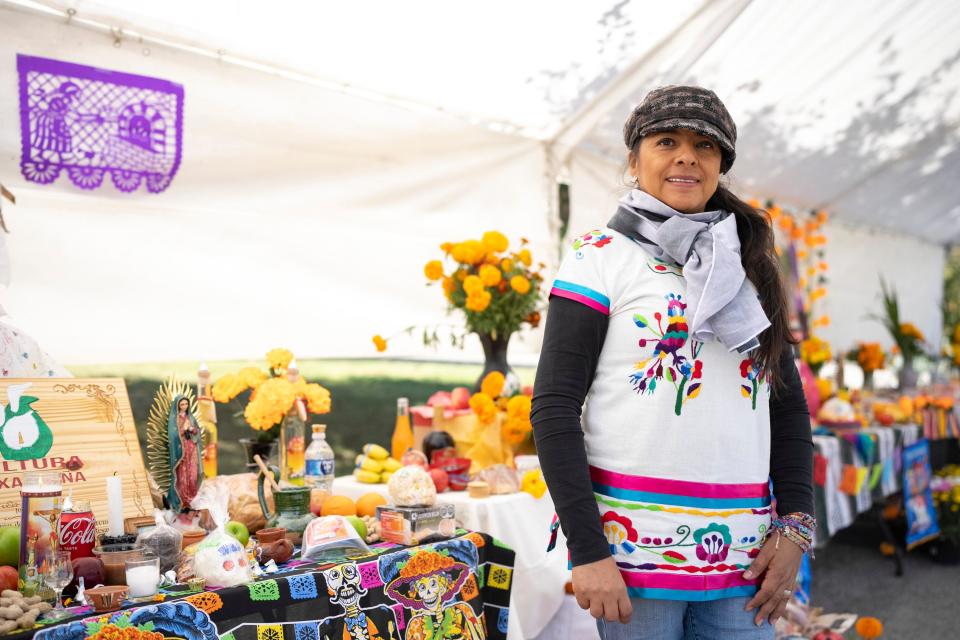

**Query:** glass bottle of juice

left=391, top=397, right=413, bottom=461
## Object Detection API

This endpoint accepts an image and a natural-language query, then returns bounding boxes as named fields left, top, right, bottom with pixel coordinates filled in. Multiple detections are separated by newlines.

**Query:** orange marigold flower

left=465, top=290, right=492, bottom=312
left=510, top=275, right=531, bottom=294
left=463, top=275, right=484, bottom=295
left=479, top=264, right=502, bottom=287
left=469, top=392, right=497, bottom=423
left=480, top=371, right=505, bottom=398
left=482, top=231, right=509, bottom=253
left=451, top=240, right=486, bottom=265
left=424, top=260, right=444, bottom=281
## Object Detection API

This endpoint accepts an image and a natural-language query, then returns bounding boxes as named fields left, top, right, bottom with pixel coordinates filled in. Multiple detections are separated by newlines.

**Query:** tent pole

left=548, top=0, right=753, bottom=163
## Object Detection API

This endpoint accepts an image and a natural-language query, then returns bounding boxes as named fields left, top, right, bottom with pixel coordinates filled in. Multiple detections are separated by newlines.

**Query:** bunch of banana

left=354, top=444, right=402, bottom=483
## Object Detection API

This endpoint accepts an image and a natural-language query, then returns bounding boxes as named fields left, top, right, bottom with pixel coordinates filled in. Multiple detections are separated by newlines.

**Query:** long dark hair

left=706, top=184, right=795, bottom=387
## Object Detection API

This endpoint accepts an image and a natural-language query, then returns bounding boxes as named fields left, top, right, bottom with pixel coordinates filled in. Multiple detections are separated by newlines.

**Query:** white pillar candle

left=106, top=476, right=124, bottom=537
left=125, top=564, right=160, bottom=598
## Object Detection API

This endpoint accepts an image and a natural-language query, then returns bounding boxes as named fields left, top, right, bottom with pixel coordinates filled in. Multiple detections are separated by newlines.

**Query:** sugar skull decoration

left=318, top=562, right=397, bottom=640
left=378, top=539, right=484, bottom=640
left=193, top=536, right=251, bottom=588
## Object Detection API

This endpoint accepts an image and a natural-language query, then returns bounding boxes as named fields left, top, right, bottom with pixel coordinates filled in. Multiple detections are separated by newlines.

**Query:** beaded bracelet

left=769, top=512, right=816, bottom=554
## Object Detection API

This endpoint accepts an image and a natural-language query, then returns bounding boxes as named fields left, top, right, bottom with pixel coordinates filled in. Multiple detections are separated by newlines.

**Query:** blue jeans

left=596, top=597, right=775, bottom=640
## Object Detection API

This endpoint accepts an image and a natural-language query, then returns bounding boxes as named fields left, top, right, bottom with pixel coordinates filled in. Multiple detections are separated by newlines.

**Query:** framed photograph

left=124, top=516, right=157, bottom=536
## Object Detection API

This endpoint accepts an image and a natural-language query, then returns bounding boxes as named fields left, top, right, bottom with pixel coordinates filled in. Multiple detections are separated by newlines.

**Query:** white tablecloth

left=333, top=476, right=572, bottom=639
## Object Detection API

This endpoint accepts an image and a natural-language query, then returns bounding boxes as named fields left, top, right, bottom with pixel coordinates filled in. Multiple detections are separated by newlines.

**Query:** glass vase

left=477, top=332, right=520, bottom=395
left=898, top=356, right=918, bottom=391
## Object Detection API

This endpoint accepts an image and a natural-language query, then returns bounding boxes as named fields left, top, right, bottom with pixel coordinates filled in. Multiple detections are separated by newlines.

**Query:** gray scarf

left=608, top=190, right=770, bottom=353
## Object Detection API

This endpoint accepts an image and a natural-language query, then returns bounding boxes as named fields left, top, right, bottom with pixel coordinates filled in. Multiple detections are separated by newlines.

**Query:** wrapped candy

left=136, top=510, right=183, bottom=573
left=387, top=465, right=437, bottom=507
left=189, top=484, right=253, bottom=588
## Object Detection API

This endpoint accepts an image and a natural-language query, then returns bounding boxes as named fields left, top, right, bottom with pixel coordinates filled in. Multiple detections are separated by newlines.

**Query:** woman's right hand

left=571, top=556, right=633, bottom=623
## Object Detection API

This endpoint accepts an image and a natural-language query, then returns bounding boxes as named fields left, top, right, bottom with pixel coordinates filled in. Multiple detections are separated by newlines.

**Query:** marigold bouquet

left=799, top=335, right=832, bottom=376
left=874, top=278, right=926, bottom=361
left=847, top=342, right=886, bottom=389
left=212, top=348, right=331, bottom=438
left=433, top=231, right=542, bottom=335
left=373, top=231, right=543, bottom=353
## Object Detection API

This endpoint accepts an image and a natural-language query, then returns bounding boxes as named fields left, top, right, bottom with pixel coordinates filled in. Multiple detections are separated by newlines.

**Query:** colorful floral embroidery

left=647, top=256, right=684, bottom=277
left=601, top=511, right=640, bottom=555
left=693, top=523, right=732, bottom=563
left=573, top=229, right=613, bottom=259
left=730, top=524, right=768, bottom=559
left=739, top=358, right=766, bottom=410
left=628, top=293, right=704, bottom=415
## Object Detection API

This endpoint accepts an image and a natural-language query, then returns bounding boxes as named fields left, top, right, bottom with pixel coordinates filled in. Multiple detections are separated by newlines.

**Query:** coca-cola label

left=59, top=512, right=96, bottom=558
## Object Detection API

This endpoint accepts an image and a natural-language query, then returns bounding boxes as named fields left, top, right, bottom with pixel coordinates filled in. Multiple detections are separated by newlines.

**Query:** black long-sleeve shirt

left=531, top=295, right=814, bottom=567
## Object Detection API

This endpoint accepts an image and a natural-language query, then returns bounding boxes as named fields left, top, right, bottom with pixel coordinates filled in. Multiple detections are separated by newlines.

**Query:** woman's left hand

left=742, top=531, right=804, bottom=626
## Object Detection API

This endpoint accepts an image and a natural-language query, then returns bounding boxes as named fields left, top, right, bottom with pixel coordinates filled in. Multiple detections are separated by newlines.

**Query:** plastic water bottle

left=304, top=424, right=335, bottom=492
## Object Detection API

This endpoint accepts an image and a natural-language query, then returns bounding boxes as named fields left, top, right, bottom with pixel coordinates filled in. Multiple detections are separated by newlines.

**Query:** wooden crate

left=0, top=378, right=152, bottom=535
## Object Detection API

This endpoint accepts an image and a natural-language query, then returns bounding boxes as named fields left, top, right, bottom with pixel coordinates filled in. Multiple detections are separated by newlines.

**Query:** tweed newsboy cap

left=624, top=85, right=737, bottom=173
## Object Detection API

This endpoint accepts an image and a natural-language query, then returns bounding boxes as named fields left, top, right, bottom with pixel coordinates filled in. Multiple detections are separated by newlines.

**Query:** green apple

left=346, top=516, right=367, bottom=541
left=225, top=521, right=250, bottom=547
left=0, top=527, right=18, bottom=567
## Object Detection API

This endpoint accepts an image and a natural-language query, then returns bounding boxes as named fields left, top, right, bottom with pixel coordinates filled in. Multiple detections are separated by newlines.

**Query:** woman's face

left=178, top=399, right=189, bottom=412
left=629, top=128, right=722, bottom=214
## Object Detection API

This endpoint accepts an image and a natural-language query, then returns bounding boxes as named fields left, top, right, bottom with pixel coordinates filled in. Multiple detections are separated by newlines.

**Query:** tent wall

left=0, top=7, right=949, bottom=365
left=0, top=9, right=552, bottom=364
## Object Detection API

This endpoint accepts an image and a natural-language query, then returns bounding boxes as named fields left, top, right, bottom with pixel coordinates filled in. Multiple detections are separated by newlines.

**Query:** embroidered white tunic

left=551, top=227, right=772, bottom=601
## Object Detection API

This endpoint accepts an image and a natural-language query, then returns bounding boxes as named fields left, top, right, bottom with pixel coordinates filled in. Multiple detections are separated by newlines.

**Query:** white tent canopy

left=0, top=0, right=955, bottom=364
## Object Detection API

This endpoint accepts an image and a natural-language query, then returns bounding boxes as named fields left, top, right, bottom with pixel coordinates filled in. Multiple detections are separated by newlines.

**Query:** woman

left=532, top=85, right=814, bottom=639
left=167, top=395, right=203, bottom=512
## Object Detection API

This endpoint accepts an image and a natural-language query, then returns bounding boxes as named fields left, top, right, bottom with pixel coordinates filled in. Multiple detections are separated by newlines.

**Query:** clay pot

left=180, top=529, right=207, bottom=549
left=86, top=586, right=128, bottom=612
left=259, top=538, right=294, bottom=565
left=255, top=527, right=286, bottom=544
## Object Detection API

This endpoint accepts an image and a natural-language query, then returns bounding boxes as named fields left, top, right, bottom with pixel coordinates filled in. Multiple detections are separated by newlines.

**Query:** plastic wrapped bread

left=387, top=465, right=437, bottom=507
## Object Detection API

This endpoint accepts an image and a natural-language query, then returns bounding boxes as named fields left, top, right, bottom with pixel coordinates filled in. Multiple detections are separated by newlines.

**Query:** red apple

left=0, top=565, right=17, bottom=592
left=429, top=468, right=450, bottom=493
left=450, top=387, right=471, bottom=410
left=428, top=391, right=452, bottom=407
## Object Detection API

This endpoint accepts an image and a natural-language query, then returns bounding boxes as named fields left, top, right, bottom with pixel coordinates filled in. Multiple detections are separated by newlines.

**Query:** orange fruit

left=356, top=493, right=387, bottom=518
left=320, top=495, right=356, bottom=517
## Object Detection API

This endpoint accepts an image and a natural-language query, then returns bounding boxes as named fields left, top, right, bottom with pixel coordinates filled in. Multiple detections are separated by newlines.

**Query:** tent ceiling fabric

left=580, top=0, right=960, bottom=245
left=14, top=0, right=960, bottom=243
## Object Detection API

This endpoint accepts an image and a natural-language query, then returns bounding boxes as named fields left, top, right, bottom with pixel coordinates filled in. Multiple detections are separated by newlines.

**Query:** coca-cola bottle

left=58, top=500, right=96, bottom=559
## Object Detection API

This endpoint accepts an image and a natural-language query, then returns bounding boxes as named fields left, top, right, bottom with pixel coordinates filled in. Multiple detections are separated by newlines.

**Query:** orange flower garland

left=399, top=550, right=456, bottom=579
